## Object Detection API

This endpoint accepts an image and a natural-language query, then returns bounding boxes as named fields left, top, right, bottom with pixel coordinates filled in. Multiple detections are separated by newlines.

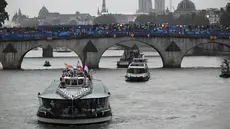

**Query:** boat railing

left=56, top=87, right=92, bottom=100
left=73, top=88, right=91, bottom=99
left=56, top=88, right=74, bottom=99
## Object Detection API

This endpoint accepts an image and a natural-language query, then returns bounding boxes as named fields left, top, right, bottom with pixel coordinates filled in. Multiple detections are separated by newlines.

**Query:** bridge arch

left=181, top=41, right=230, bottom=67
left=0, top=62, right=2, bottom=70
left=19, top=44, right=83, bottom=69
left=97, top=39, right=164, bottom=68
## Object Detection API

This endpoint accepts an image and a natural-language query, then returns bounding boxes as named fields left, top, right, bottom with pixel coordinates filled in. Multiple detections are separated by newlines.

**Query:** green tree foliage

left=155, top=13, right=174, bottom=24
left=220, top=3, right=230, bottom=25
left=135, top=14, right=156, bottom=24
left=134, top=13, right=208, bottom=25
left=174, top=13, right=209, bottom=25
left=93, top=14, right=117, bottom=24
left=0, top=0, right=9, bottom=27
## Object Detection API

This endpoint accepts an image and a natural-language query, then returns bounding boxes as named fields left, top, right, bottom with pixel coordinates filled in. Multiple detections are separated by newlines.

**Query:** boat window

left=78, top=79, right=84, bottom=85
left=127, top=68, right=146, bottom=74
left=72, top=79, right=78, bottom=85
left=65, top=79, right=71, bottom=85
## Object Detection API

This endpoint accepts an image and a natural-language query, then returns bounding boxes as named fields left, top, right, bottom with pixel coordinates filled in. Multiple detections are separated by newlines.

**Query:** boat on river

left=37, top=66, right=112, bottom=124
left=125, top=56, right=150, bottom=81
left=117, top=44, right=143, bottom=68
left=220, top=59, right=230, bottom=78
left=43, top=61, right=51, bottom=67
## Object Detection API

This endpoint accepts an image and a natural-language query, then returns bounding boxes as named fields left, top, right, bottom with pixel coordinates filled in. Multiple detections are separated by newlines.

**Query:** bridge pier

left=162, top=60, right=182, bottom=68
left=1, top=53, right=21, bottom=69
left=42, top=46, right=53, bottom=57
left=85, top=52, right=99, bottom=69
left=161, top=52, right=183, bottom=68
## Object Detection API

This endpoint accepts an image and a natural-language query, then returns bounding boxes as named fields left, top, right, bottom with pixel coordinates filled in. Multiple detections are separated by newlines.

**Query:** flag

left=84, top=64, right=89, bottom=73
left=77, top=61, right=83, bottom=71
left=64, top=63, right=74, bottom=70
left=47, top=37, right=52, bottom=40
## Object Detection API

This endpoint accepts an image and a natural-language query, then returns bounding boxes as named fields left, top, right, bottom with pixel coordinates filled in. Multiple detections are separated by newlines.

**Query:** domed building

left=174, top=0, right=197, bottom=17
left=36, top=6, right=94, bottom=25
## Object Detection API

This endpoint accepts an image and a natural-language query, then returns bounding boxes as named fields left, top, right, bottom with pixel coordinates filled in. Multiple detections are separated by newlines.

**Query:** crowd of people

left=1, top=23, right=230, bottom=39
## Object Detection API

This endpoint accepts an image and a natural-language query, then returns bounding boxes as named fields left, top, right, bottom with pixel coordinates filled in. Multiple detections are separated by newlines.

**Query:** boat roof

left=38, top=79, right=110, bottom=100
left=63, top=76, right=85, bottom=79
left=128, top=62, right=148, bottom=69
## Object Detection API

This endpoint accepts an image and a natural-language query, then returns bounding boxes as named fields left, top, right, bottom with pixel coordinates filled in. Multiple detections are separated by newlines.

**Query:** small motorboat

left=43, top=61, right=51, bottom=67
left=220, top=59, right=230, bottom=78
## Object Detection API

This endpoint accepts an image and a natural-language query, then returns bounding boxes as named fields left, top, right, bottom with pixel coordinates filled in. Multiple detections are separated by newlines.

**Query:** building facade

left=38, top=6, right=94, bottom=25
left=155, top=0, right=165, bottom=14
left=205, top=8, right=220, bottom=24
left=137, top=0, right=153, bottom=14
left=11, top=7, right=94, bottom=26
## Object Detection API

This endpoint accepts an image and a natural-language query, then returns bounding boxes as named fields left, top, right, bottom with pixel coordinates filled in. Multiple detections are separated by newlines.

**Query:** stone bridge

left=0, top=36, right=230, bottom=69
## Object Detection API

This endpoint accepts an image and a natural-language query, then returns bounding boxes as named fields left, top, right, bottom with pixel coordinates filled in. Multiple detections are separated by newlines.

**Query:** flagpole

left=83, top=52, right=87, bottom=72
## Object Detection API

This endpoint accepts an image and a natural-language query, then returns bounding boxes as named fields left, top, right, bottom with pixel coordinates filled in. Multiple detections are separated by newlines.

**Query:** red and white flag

left=84, top=64, right=89, bottom=73
left=77, top=61, right=83, bottom=71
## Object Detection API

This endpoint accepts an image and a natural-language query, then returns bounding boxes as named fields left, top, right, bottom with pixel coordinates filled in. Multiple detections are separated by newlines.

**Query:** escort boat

left=125, top=57, right=150, bottom=81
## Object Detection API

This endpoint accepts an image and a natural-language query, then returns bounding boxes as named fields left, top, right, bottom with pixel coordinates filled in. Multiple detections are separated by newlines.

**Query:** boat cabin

left=60, top=70, right=91, bottom=88
left=132, top=58, right=147, bottom=63
left=62, top=76, right=89, bottom=86
left=127, top=62, right=148, bottom=74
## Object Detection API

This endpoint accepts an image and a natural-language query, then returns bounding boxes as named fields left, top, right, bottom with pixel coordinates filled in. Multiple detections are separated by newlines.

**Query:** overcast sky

left=6, top=0, right=229, bottom=18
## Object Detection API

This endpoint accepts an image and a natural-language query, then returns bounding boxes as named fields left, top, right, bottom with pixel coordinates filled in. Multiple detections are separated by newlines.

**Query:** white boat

left=220, top=59, right=230, bottom=78
left=37, top=69, right=112, bottom=124
left=125, top=57, right=150, bottom=81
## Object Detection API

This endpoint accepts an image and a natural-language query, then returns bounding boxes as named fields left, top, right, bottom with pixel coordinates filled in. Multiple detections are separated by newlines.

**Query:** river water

left=0, top=49, right=230, bottom=129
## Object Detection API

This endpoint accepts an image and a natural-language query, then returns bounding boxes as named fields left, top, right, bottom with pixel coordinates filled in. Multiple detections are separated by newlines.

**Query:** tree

left=93, top=14, right=117, bottom=24
left=220, top=3, right=230, bottom=25
left=135, top=14, right=156, bottom=24
left=173, top=13, right=209, bottom=25
left=192, top=14, right=210, bottom=25
left=0, top=0, right=9, bottom=27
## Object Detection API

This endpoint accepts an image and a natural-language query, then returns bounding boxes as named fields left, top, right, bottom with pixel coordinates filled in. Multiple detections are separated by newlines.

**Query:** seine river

left=0, top=49, right=230, bottom=129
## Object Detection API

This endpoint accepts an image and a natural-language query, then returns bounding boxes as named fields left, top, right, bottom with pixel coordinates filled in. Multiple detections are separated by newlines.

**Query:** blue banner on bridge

left=1, top=29, right=230, bottom=39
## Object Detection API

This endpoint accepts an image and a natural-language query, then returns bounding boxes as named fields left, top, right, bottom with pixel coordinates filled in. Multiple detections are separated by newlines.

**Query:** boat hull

left=219, top=73, right=230, bottom=78
left=125, top=75, right=150, bottom=82
left=37, top=115, right=112, bottom=125
left=43, top=64, right=51, bottom=67
left=117, top=61, right=130, bottom=68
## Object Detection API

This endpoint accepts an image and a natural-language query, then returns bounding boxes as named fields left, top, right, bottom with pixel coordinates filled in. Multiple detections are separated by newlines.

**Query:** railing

left=1, top=30, right=230, bottom=41
left=56, top=86, right=91, bottom=100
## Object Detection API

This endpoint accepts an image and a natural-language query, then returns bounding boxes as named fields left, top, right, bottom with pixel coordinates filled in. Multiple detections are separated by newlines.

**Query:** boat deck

left=39, top=79, right=110, bottom=99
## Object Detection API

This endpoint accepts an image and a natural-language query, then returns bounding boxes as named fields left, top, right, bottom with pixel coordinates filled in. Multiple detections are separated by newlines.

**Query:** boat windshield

left=65, top=78, right=84, bottom=86
left=127, top=68, right=147, bottom=74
